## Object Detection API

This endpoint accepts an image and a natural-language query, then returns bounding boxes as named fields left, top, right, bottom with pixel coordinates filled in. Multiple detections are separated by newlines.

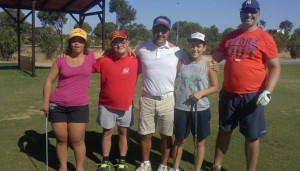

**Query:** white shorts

left=97, top=104, right=134, bottom=129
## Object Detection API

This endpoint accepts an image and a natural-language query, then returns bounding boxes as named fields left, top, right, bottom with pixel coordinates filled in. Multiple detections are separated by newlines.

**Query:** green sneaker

left=211, top=165, right=221, bottom=171
left=115, top=163, right=128, bottom=171
left=97, top=162, right=111, bottom=171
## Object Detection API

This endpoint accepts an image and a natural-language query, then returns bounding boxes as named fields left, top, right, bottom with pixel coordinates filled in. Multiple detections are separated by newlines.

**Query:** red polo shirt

left=93, top=54, right=139, bottom=110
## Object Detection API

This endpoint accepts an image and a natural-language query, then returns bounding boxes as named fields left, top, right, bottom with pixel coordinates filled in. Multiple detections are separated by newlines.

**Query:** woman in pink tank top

left=40, top=28, right=106, bottom=171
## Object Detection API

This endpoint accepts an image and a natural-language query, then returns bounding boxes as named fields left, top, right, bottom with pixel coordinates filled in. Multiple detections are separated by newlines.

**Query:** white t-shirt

left=135, top=40, right=184, bottom=96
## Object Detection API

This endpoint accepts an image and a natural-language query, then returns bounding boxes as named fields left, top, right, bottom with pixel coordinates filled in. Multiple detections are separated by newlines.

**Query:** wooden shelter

left=0, top=0, right=106, bottom=77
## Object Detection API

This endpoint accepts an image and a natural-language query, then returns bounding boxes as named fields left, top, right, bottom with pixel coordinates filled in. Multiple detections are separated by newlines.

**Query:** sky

left=2, top=0, right=300, bottom=34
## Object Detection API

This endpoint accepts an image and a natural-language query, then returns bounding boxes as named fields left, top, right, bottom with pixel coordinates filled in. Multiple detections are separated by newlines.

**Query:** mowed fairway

left=0, top=63, right=299, bottom=171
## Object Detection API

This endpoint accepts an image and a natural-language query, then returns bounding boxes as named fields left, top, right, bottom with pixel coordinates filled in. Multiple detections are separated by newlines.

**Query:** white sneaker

left=169, top=169, right=182, bottom=171
left=157, top=164, right=168, bottom=171
left=135, top=162, right=152, bottom=171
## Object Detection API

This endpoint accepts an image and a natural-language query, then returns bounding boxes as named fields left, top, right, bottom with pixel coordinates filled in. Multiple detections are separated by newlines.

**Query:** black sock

left=102, top=156, right=109, bottom=163
left=119, top=156, right=126, bottom=164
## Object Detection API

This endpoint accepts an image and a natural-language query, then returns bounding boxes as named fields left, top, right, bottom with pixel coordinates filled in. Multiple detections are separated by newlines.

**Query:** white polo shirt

left=135, top=40, right=184, bottom=96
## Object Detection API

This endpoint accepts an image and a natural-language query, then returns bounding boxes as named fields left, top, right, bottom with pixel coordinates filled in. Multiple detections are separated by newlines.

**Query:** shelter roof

left=0, top=0, right=101, bottom=14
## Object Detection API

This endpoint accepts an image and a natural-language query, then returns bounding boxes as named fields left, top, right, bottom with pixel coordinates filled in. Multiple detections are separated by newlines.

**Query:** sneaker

left=157, top=164, right=168, bottom=171
left=135, top=162, right=152, bottom=171
left=115, top=163, right=128, bottom=171
left=211, top=165, right=221, bottom=171
left=97, top=162, right=110, bottom=171
left=169, top=169, right=182, bottom=171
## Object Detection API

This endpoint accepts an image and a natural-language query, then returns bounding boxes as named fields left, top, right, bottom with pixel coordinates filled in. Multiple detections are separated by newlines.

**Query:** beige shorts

left=138, top=94, right=175, bottom=136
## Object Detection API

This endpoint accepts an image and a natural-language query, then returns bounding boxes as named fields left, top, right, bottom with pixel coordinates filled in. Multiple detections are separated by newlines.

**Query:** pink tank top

left=50, top=52, right=95, bottom=107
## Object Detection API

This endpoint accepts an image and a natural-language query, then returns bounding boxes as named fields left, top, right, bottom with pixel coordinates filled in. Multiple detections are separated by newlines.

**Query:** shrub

left=287, top=34, right=300, bottom=59
left=272, top=32, right=288, bottom=52
left=0, top=27, right=17, bottom=60
left=37, top=27, right=59, bottom=59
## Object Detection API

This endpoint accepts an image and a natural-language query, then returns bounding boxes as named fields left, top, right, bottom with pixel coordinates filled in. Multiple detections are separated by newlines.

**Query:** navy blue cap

left=153, top=16, right=171, bottom=29
left=241, top=0, right=260, bottom=9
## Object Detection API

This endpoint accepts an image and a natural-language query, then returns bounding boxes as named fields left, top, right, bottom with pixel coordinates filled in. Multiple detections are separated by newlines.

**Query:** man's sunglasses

left=153, top=27, right=169, bottom=34
left=241, top=8, right=259, bottom=14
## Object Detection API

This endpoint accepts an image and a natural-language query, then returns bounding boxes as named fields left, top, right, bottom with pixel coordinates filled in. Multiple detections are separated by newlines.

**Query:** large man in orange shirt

left=211, top=0, right=281, bottom=171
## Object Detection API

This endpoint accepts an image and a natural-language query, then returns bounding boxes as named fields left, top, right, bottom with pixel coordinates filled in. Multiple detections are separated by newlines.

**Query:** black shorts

left=48, top=102, right=89, bottom=123
left=219, top=89, right=266, bottom=139
left=174, top=108, right=211, bottom=140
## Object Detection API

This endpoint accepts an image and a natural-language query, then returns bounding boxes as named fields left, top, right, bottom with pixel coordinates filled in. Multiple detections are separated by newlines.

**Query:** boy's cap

left=110, top=30, right=127, bottom=42
left=70, top=28, right=87, bottom=40
left=188, top=32, right=205, bottom=43
left=241, top=0, right=260, bottom=9
left=153, top=16, right=171, bottom=29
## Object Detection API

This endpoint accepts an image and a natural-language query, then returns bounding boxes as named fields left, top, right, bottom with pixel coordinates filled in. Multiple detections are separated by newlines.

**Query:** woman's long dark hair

left=65, top=36, right=89, bottom=55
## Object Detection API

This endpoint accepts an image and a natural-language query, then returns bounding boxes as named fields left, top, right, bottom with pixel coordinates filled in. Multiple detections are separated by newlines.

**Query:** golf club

left=194, top=102, right=198, bottom=171
left=45, top=114, right=48, bottom=171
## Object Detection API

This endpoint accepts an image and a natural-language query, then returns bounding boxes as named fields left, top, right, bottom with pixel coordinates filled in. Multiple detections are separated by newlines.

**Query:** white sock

left=143, top=160, right=150, bottom=165
left=159, top=164, right=167, bottom=168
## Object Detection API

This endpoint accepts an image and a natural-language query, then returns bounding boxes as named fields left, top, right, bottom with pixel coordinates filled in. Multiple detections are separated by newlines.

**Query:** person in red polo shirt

left=211, top=0, right=281, bottom=171
left=93, top=30, right=139, bottom=171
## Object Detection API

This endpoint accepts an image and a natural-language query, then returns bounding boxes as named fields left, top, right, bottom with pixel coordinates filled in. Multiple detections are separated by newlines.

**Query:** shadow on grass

left=84, top=128, right=171, bottom=170
left=0, top=65, right=18, bottom=70
left=18, top=128, right=217, bottom=171
left=17, top=130, right=75, bottom=171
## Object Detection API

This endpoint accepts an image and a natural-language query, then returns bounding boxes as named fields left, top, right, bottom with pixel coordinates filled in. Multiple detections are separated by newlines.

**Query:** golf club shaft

left=194, top=102, right=198, bottom=171
left=46, top=114, right=48, bottom=171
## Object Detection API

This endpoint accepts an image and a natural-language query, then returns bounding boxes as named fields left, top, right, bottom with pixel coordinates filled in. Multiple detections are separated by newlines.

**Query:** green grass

left=0, top=63, right=299, bottom=171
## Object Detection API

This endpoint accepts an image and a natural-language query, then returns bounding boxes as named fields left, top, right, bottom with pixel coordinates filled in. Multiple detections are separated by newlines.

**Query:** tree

left=0, top=27, right=18, bottom=60
left=109, top=0, right=136, bottom=28
left=0, top=9, right=31, bottom=34
left=93, top=22, right=117, bottom=38
left=37, top=11, right=67, bottom=50
left=73, top=22, right=92, bottom=34
left=93, top=22, right=117, bottom=47
left=259, top=19, right=266, bottom=28
left=272, top=32, right=288, bottom=51
left=279, top=20, right=294, bottom=35
left=170, top=21, right=204, bottom=48
left=37, top=27, right=59, bottom=59
left=287, top=34, right=300, bottom=58
left=293, top=28, right=300, bottom=35
left=222, top=27, right=235, bottom=39
left=120, top=23, right=151, bottom=47
left=204, top=25, right=221, bottom=54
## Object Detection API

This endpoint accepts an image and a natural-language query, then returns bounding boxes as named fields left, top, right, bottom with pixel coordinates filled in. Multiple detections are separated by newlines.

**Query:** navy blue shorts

left=218, top=89, right=266, bottom=139
left=48, top=102, right=89, bottom=123
left=174, top=108, right=211, bottom=140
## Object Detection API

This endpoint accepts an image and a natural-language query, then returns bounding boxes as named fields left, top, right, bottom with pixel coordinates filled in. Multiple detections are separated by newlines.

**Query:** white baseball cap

left=188, top=32, right=205, bottom=43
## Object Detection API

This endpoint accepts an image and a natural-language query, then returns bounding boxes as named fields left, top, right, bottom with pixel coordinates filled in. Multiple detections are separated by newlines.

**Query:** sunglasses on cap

left=153, top=26, right=169, bottom=34
left=241, top=8, right=259, bottom=14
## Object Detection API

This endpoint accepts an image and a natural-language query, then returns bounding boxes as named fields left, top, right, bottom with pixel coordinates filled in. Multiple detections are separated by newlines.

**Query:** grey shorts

left=97, top=104, right=134, bottom=129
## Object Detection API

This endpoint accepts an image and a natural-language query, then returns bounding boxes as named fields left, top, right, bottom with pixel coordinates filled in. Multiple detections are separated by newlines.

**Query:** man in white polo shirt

left=135, top=16, right=184, bottom=171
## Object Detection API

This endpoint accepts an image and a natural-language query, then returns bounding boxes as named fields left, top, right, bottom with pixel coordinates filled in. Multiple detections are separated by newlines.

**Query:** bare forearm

left=43, top=81, right=52, bottom=104
left=265, top=58, right=281, bottom=93
left=197, top=85, right=218, bottom=97
left=266, top=65, right=281, bottom=93
left=212, top=51, right=225, bottom=63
